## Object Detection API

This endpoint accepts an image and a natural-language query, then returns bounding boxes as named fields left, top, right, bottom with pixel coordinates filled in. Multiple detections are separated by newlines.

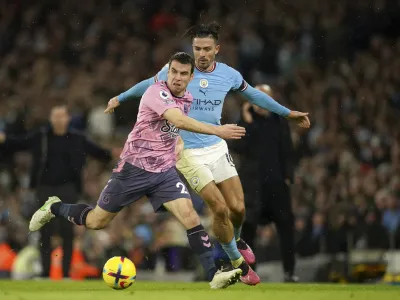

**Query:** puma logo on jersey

left=199, top=89, right=207, bottom=97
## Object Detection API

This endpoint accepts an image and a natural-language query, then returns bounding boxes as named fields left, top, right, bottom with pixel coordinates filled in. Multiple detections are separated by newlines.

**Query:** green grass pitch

left=0, top=281, right=398, bottom=300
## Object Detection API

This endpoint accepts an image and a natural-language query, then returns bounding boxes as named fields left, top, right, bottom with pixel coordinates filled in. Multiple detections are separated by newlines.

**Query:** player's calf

left=217, top=176, right=246, bottom=240
left=198, top=182, right=255, bottom=279
left=226, top=197, right=246, bottom=233
left=211, top=205, right=258, bottom=282
left=199, top=182, right=233, bottom=243
left=29, top=196, right=116, bottom=232
left=225, top=204, right=256, bottom=265
left=82, top=206, right=116, bottom=229
left=187, top=224, right=217, bottom=281
left=185, top=223, right=242, bottom=287
left=51, top=201, right=93, bottom=226
left=52, top=202, right=116, bottom=229
left=164, top=198, right=217, bottom=282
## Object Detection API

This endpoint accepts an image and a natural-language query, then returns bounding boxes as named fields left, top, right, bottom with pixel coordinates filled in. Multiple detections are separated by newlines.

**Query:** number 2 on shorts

left=176, top=182, right=189, bottom=194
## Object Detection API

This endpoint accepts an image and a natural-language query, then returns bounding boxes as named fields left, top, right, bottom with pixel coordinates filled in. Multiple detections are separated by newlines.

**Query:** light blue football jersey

left=155, top=62, right=247, bottom=149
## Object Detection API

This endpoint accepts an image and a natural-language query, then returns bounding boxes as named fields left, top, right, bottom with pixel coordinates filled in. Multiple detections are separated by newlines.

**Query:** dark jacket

left=233, top=108, right=294, bottom=183
left=1, top=125, right=112, bottom=192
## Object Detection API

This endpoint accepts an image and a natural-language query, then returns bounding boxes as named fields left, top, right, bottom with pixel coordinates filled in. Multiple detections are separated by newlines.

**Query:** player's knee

left=230, top=201, right=245, bottom=218
left=213, top=203, right=230, bottom=223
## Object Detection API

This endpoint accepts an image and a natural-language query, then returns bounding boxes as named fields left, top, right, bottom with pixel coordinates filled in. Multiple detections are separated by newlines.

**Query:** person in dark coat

left=233, top=84, right=300, bottom=282
left=0, top=105, right=117, bottom=278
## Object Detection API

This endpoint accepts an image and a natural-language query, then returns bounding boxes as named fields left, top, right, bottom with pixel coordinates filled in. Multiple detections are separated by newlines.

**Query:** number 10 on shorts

left=176, top=182, right=189, bottom=194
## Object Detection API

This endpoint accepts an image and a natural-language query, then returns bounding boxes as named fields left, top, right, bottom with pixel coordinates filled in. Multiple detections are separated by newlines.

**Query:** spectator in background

left=0, top=105, right=117, bottom=279
left=11, top=232, right=41, bottom=280
left=234, top=85, right=298, bottom=282
left=382, top=193, right=400, bottom=246
left=362, top=210, right=389, bottom=249
left=296, top=212, right=327, bottom=257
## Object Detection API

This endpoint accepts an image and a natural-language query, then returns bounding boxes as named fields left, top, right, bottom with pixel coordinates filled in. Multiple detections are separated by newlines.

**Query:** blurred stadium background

left=1, top=0, right=400, bottom=284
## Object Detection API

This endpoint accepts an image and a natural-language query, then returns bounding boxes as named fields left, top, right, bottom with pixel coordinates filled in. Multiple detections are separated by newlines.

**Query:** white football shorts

left=176, top=140, right=238, bottom=193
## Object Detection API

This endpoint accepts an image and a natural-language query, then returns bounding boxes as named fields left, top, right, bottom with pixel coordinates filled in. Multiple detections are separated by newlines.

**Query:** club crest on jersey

left=199, top=79, right=208, bottom=88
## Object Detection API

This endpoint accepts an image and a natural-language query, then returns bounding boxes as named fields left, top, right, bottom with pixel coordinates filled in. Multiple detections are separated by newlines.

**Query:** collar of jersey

left=195, top=61, right=216, bottom=73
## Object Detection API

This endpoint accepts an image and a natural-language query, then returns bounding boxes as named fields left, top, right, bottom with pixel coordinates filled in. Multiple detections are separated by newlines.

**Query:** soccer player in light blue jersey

left=106, top=22, right=310, bottom=285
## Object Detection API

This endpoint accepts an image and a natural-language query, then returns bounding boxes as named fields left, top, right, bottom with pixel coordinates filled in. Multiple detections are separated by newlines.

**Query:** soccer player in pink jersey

left=28, top=52, right=246, bottom=289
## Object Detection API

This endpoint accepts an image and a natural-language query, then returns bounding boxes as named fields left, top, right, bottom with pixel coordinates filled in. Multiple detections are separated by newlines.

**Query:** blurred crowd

left=1, top=0, right=400, bottom=278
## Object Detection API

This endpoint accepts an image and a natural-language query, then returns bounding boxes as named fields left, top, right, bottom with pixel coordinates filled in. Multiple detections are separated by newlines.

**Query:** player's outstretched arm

left=242, top=84, right=310, bottom=128
left=106, top=64, right=170, bottom=114
left=163, top=108, right=246, bottom=140
left=242, top=84, right=290, bottom=117
left=104, top=77, right=154, bottom=113
left=118, top=78, right=154, bottom=102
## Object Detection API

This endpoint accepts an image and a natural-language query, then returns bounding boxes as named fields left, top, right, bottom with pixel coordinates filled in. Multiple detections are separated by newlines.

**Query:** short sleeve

left=230, top=67, right=248, bottom=92
left=154, top=64, right=169, bottom=83
left=142, top=86, right=179, bottom=116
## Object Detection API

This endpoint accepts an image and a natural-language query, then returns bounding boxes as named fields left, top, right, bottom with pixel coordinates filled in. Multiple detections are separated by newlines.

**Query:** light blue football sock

left=221, top=237, right=242, bottom=261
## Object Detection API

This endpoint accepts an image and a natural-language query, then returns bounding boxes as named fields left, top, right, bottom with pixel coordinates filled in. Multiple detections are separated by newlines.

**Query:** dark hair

left=168, top=52, right=195, bottom=74
left=184, top=21, right=221, bottom=42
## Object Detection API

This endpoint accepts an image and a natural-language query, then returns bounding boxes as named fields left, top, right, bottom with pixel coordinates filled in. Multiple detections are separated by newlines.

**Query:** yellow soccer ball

left=103, top=256, right=137, bottom=290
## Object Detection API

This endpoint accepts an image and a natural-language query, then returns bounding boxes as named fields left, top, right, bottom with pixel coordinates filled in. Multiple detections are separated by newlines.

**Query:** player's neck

left=166, top=82, right=185, bottom=98
left=196, top=61, right=216, bottom=72
left=172, top=91, right=185, bottom=97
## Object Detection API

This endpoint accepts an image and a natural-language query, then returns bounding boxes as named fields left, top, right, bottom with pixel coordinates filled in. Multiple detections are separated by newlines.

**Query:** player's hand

left=0, top=132, right=5, bottom=143
left=104, top=97, right=120, bottom=114
left=286, top=111, right=311, bottom=128
left=216, top=124, right=246, bottom=140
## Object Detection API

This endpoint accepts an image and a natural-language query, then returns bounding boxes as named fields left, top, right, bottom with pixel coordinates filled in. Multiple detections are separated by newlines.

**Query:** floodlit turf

left=0, top=280, right=398, bottom=300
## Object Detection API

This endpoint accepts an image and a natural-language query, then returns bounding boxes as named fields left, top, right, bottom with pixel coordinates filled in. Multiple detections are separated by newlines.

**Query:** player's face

left=50, top=106, right=70, bottom=133
left=167, top=61, right=194, bottom=96
left=192, top=37, right=220, bottom=71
